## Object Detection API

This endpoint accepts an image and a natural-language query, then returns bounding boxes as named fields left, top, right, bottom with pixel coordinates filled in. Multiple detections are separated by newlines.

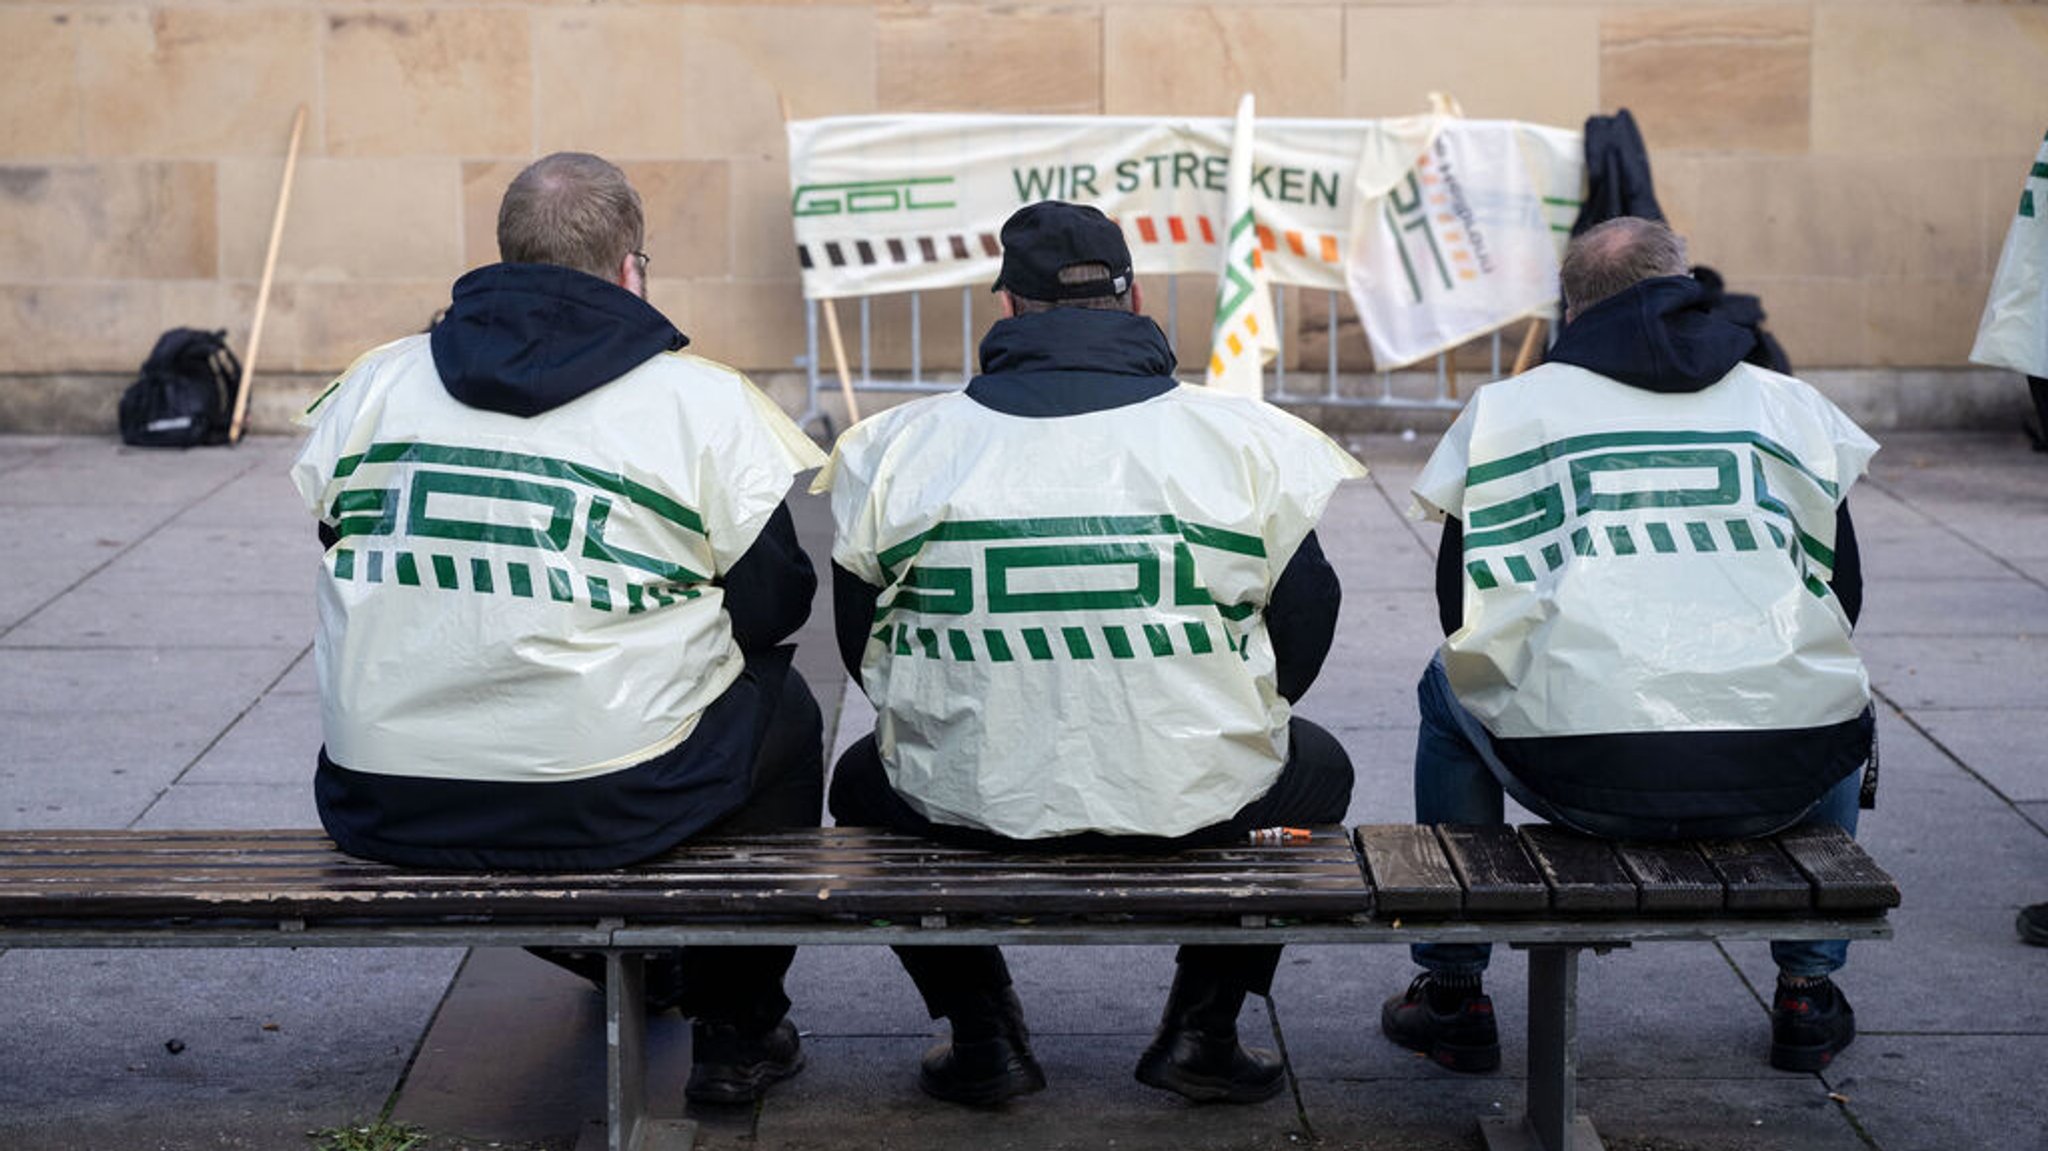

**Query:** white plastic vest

left=818, top=385, right=1366, bottom=839
left=1972, top=131, right=2048, bottom=379
left=1412, top=362, right=1876, bottom=738
left=291, top=335, right=826, bottom=784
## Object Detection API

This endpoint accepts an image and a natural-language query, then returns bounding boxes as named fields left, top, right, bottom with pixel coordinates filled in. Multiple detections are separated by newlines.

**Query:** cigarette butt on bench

left=1247, top=826, right=1314, bottom=845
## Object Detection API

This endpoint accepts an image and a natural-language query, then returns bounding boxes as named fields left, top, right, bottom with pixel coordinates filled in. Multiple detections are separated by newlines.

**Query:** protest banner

left=785, top=110, right=1581, bottom=368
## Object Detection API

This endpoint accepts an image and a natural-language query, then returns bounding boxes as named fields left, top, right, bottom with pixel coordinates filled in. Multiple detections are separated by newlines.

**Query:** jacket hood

left=967, top=308, right=1179, bottom=417
left=1547, top=274, right=1756, bottom=394
left=429, top=263, right=687, bottom=417
left=978, top=307, right=1177, bottom=378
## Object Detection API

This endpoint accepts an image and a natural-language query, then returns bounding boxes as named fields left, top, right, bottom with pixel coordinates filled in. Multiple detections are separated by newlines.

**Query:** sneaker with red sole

left=1379, top=973, right=1502, bottom=1073
left=1770, top=977, right=1855, bottom=1072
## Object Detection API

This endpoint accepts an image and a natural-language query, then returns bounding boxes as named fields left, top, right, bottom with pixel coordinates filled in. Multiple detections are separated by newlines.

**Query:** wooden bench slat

left=1773, top=825, right=1900, bottom=911
left=2, top=825, right=1897, bottom=930
left=1699, top=839, right=1812, bottom=912
left=1353, top=825, right=1461, bottom=915
left=1436, top=825, right=1548, bottom=913
left=1613, top=842, right=1726, bottom=912
left=0, top=827, right=1373, bottom=924
left=1518, top=826, right=1639, bottom=913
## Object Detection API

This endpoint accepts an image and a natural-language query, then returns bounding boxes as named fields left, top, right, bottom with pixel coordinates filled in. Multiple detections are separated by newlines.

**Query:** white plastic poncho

left=290, top=336, right=826, bottom=784
left=817, top=386, right=1365, bottom=839
left=1412, top=362, right=1875, bottom=739
left=1971, top=130, right=2048, bottom=379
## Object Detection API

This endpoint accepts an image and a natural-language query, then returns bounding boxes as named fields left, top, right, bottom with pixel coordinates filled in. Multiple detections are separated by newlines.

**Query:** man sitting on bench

left=817, top=201, right=1366, bottom=1106
left=1384, top=216, right=1878, bottom=1075
left=289, top=152, right=827, bottom=1105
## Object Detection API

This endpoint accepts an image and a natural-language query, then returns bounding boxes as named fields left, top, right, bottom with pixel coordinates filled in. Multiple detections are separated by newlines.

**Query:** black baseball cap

left=990, top=201, right=1134, bottom=300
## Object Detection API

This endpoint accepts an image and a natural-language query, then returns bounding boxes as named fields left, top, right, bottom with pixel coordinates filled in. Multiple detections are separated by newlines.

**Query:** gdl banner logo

left=793, top=177, right=958, bottom=217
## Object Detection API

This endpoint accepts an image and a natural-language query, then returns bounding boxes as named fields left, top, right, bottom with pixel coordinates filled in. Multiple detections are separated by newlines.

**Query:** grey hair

left=496, top=152, right=644, bottom=282
left=1559, top=217, right=1689, bottom=318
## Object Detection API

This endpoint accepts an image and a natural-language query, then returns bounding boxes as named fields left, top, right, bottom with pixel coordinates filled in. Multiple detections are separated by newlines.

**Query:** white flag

left=1344, top=116, right=1575, bottom=370
left=1972, top=130, right=2048, bottom=379
left=1205, top=94, right=1279, bottom=399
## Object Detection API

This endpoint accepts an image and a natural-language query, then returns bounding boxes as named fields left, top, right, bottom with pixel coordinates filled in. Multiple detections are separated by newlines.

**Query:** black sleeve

left=719, top=502, right=817, bottom=653
left=1267, top=530, right=1340, bottom=704
left=1830, top=500, right=1862, bottom=629
left=833, top=562, right=882, bottom=683
left=1435, top=516, right=1464, bottom=637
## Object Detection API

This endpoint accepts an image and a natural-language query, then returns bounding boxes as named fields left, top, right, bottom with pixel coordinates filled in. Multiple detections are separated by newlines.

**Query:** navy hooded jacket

left=314, top=263, right=817, bottom=870
left=1435, top=275, right=1872, bottom=839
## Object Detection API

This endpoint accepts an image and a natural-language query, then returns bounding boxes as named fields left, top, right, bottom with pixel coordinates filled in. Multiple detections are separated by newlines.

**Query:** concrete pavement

left=0, top=429, right=2043, bottom=1151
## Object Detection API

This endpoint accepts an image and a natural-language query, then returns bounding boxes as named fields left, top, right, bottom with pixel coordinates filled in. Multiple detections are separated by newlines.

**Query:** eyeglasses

left=631, top=250, right=650, bottom=277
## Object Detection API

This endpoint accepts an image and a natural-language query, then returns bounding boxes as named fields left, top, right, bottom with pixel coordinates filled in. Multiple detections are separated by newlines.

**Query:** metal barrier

left=796, top=278, right=1510, bottom=437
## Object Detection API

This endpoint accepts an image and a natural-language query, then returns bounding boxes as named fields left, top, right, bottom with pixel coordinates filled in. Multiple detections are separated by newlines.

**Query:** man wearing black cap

left=816, top=201, right=1365, bottom=1106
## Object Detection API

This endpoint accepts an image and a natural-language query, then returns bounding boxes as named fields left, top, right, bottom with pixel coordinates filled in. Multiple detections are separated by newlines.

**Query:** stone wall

left=2, top=1, right=2044, bottom=431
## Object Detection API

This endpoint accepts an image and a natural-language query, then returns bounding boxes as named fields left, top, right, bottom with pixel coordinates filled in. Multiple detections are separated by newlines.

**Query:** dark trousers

left=827, top=719, right=1354, bottom=1020
left=539, top=660, right=825, bottom=1026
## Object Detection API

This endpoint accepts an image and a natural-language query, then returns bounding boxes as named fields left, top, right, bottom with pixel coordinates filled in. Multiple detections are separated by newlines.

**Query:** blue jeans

left=1409, top=656, right=1860, bottom=980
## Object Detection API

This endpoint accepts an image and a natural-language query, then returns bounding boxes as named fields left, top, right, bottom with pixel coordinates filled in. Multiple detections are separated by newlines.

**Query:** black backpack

left=118, top=328, right=244, bottom=447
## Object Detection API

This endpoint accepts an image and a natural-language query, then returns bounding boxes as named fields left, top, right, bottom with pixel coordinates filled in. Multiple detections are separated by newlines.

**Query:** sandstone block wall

left=1, top=1, right=2043, bottom=429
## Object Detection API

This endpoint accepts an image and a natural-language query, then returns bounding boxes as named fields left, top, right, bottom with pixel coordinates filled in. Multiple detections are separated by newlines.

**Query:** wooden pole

left=778, top=92, right=861, bottom=426
left=820, top=298, right=864, bottom=425
left=228, top=103, right=306, bottom=444
left=1510, top=317, right=1546, bottom=377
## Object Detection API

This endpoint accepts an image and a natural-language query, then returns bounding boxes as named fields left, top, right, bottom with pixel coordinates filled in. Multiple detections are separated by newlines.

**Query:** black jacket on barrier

left=1434, top=275, right=1873, bottom=839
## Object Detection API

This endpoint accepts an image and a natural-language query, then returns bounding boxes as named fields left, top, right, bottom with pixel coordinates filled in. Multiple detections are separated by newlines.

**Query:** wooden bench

left=0, top=824, right=1897, bottom=1151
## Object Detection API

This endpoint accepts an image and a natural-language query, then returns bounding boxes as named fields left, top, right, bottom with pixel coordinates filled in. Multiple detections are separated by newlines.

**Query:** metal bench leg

left=576, top=951, right=695, bottom=1151
left=1480, top=945, right=1605, bottom=1151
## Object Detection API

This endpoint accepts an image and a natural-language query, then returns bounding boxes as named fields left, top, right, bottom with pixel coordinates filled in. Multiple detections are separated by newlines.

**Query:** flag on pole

left=1971, top=129, right=2048, bottom=379
left=1206, top=94, right=1279, bottom=399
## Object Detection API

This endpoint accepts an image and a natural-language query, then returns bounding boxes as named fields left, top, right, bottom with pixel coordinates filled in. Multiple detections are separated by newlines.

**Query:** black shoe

left=2019, top=903, right=2048, bottom=947
left=1380, top=973, right=1501, bottom=1073
left=1133, top=967, right=1286, bottom=1104
left=1770, top=977, right=1855, bottom=1072
left=685, top=1018, right=806, bottom=1104
left=919, top=987, right=1046, bottom=1106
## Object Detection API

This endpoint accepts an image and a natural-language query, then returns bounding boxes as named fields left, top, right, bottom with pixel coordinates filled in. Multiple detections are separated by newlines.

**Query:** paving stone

left=1855, top=577, right=2048, bottom=639
left=177, top=445, right=310, bottom=531
left=1853, top=723, right=2048, bottom=903
left=2, top=590, right=310, bottom=650
left=1861, top=635, right=2048, bottom=710
left=0, top=645, right=299, bottom=718
left=0, top=441, right=262, bottom=507
left=78, top=522, right=318, bottom=598
left=179, top=688, right=322, bottom=787
left=757, top=1034, right=1316, bottom=1151
left=1570, top=1075, right=1868, bottom=1151
left=0, top=503, right=161, bottom=629
left=0, top=947, right=461, bottom=1151
left=391, top=947, right=685, bottom=1143
left=139, top=781, right=321, bottom=830
left=0, top=764, right=174, bottom=829
left=1908, top=708, right=2048, bottom=803
left=1828, top=1034, right=2048, bottom=1151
